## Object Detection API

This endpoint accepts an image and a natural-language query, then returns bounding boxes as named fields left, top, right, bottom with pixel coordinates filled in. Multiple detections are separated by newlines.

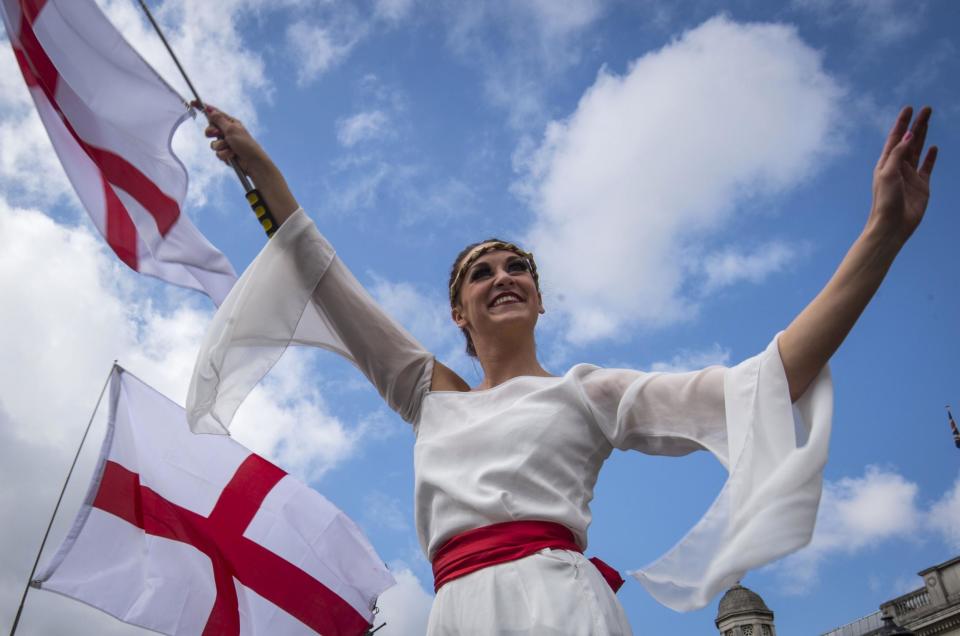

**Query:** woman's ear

left=451, top=306, right=467, bottom=328
left=537, top=292, right=545, bottom=315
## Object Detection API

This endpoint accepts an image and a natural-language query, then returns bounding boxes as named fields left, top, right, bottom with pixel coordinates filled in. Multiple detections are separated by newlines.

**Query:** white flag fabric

left=35, top=368, right=394, bottom=636
left=0, top=0, right=237, bottom=305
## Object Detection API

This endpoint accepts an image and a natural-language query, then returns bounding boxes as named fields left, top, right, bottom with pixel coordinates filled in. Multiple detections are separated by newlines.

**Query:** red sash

left=431, top=520, right=625, bottom=593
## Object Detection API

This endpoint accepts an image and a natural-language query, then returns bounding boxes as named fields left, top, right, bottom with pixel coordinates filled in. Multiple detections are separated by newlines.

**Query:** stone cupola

left=715, top=583, right=776, bottom=636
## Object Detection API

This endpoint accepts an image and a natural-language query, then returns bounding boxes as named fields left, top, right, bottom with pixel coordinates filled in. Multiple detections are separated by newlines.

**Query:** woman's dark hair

left=448, top=238, right=540, bottom=358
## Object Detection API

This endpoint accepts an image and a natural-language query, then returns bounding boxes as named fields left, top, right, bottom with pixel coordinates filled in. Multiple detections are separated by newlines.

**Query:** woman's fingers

left=918, top=145, right=939, bottom=183
left=208, top=137, right=235, bottom=163
left=206, top=109, right=235, bottom=133
left=877, top=106, right=912, bottom=170
left=905, top=106, right=932, bottom=169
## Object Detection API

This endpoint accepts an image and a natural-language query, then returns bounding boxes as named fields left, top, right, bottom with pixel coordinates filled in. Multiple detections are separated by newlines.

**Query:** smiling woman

left=445, top=238, right=544, bottom=360
left=188, top=103, right=937, bottom=635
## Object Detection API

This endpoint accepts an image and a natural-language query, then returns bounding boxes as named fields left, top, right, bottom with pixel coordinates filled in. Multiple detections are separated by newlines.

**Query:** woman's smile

left=489, top=291, right=525, bottom=308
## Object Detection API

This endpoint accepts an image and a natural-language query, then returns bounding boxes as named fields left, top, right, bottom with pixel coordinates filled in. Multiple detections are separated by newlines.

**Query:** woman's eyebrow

left=467, top=261, right=492, bottom=275
left=468, top=254, right=520, bottom=275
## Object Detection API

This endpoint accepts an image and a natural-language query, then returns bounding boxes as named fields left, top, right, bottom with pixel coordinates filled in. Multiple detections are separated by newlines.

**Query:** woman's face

left=451, top=249, right=544, bottom=345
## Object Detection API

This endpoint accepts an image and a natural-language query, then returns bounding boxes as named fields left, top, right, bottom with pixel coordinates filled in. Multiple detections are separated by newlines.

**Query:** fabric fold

left=631, top=336, right=832, bottom=611
left=188, top=209, right=331, bottom=434
left=187, top=208, right=433, bottom=434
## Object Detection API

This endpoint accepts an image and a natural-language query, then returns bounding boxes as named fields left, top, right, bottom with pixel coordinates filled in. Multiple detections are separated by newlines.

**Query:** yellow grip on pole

left=245, top=189, right=277, bottom=238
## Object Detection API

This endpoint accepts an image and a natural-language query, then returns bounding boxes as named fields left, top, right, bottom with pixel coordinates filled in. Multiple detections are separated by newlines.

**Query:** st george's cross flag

left=0, top=0, right=237, bottom=305
left=948, top=407, right=960, bottom=449
left=34, top=368, right=394, bottom=635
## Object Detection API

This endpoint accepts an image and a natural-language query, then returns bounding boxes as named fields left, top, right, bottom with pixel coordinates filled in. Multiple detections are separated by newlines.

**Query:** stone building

left=715, top=583, right=777, bottom=636
left=821, top=555, right=960, bottom=635
left=714, top=556, right=960, bottom=635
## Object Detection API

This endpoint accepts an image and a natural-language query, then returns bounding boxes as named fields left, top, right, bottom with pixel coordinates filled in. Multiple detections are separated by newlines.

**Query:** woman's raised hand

left=198, top=102, right=271, bottom=179
left=868, top=106, right=938, bottom=245
left=195, top=101, right=300, bottom=226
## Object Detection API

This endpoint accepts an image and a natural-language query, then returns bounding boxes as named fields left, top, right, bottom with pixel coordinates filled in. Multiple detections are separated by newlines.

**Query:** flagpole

left=135, top=0, right=279, bottom=238
left=8, top=363, right=116, bottom=636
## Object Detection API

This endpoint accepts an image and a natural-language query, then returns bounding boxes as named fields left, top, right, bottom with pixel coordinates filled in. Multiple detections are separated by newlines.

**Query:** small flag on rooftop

left=947, top=406, right=960, bottom=450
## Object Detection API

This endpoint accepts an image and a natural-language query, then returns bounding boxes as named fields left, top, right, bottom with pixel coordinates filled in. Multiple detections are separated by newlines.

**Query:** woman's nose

left=492, top=267, right=515, bottom=287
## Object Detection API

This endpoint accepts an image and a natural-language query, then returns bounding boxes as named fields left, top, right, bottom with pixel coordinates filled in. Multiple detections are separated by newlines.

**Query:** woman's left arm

left=779, top=106, right=939, bottom=402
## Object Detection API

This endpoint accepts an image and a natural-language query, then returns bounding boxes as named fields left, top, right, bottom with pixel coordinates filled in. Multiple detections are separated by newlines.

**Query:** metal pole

left=135, top=0, right=278, bottom=237
left=8, top=364, right=116, bottom=636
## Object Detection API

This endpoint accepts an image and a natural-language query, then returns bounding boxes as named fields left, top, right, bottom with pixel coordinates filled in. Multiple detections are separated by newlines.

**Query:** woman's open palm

left=870, top=106, right=938, bottom=243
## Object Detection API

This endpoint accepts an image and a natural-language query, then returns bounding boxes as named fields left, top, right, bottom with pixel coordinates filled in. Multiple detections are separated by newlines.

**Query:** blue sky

left=1, top=0, right=958, bottom=634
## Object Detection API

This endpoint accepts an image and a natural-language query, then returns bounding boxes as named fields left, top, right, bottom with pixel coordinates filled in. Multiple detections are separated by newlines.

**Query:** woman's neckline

left=427, top=368, right=576, bottom=396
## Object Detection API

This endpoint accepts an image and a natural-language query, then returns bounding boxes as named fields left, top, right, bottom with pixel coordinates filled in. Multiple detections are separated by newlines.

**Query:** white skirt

left=426, top=549, right=633, bottom=635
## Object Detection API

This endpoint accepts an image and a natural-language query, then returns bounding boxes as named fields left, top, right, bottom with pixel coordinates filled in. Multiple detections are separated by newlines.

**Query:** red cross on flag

left=0, top=0, right=237, bottom=305
left=34, top=368, right=394, bottom=635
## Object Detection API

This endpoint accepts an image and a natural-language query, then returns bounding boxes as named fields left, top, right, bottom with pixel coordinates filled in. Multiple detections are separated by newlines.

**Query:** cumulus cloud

left=337, top=110, right=391, bottom=147
left=287, top=20, right=360, bottom=86
left=365, top=491, right=411, bottom=532
left=701, top=241, right=798, bottom=291
left=517, top=15, right=844, bottom=344
left=792, top=0, right=926, bottom=43
left=649, top=344, right=731, bottom=373
left=0, top=201, right=364, bottom=475
left=285, top=0, right=419, bottom=87
left=324, top=153, right=480, bottom=227
left=375, top=563, right=434, bottom=635
left=441, top=0, right=608, bottom=127
left=928, top=472, right=960, bottom=551
left=775, top=466, right=921, bottom=594
left=374, top=0, right=416, bottom=23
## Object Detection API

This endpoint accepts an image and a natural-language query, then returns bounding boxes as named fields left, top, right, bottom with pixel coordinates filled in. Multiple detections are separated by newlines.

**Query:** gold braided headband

left=449, top=241, right=540, bottom=305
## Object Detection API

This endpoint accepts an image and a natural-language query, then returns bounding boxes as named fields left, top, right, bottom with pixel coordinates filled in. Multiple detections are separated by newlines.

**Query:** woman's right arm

left=187, top=107, right=449, bottom=433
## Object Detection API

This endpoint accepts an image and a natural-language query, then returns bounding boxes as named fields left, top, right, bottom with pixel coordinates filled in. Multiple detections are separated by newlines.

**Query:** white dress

left=187, top=210, right=834, bottom=634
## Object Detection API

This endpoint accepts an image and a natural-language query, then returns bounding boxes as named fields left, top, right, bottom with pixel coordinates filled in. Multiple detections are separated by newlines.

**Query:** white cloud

left=324, top=155, right=479, bottom=226
left=792, top=0, right=925, bottom=43
left=365, top=491, right=410, bottom=532
left=337, top=110, right=391, bottom=147
left=517, top=15, right=844, bottom=344
left=441, top=0, right=609, bottom=128
left=649, top=344, right=731, bottom=373
left=701, top=241, right=798, bottom=292
left=375, top=563, right=434, bottom=635
left=522, top=0, right=606, bottom=39
left=928, top=472, right=960, bottom=551
left=374, top=0, right=416, bottom=23
left=287, top=20, right=360, bottom=86
left=775, top=466, right=921, bottom=594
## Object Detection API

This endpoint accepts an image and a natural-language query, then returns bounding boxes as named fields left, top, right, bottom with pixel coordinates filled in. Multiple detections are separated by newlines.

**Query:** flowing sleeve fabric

left=579, top=335, right=833, bottom=611
left=186, top=208, right=434, bottom=434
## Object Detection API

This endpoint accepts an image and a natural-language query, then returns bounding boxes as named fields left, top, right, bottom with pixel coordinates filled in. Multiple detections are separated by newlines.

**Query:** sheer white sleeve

left=186, top=209, right=434, bottom=434
left=580, top=335, right=833, bottom=611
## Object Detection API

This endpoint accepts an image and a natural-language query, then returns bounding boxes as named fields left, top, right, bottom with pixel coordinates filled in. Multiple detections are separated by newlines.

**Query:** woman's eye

left=469, top=266, right=491, bottom=281
left=508, top=260, right=529, bottom=273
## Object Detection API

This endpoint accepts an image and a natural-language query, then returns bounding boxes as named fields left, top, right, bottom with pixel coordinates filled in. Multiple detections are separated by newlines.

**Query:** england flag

left=34, top=367, right=394, bottom=635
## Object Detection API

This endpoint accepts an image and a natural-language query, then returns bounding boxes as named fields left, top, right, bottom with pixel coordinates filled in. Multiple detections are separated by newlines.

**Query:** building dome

left=716, top=584, right=774, bottom=622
